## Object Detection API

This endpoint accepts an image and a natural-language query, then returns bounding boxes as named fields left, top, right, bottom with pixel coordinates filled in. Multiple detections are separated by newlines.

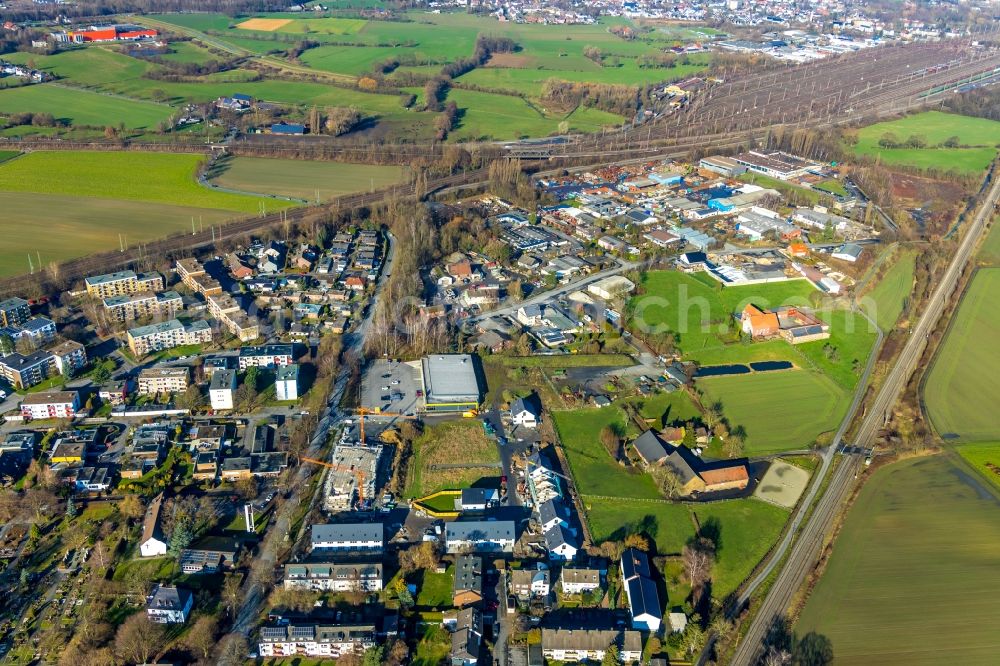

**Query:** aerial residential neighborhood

left=0, top=0, right=998, bottom=662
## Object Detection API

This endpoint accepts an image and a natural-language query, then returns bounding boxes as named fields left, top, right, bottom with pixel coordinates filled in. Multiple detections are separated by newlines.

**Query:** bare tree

left=651, top=465, right=684, bottom=499
left=114, top=613, right=165, bottom=665
left=682, top=536, right=716, bottom=591
left=185, top=615, right=219, bottom=660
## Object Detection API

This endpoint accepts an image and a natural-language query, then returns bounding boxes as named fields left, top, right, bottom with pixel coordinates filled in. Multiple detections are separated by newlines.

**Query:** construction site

left=320, top=444, right=383, bottom=512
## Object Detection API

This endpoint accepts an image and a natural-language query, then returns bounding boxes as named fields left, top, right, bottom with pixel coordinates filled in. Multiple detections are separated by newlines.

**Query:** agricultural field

left=584, top=496, right=789, bottom=599
left=925, top=269, right=1000, bottom=441
left=0, top=151, right=282, bottom=212
left=235, top=16, right=366, bottom=35
left=797, top=455, right=1000, bottom=664
left=404, top=420, right=500, bottom=498
left=0, top=151, right=286, bottom=277
left=861, top=249, right=917, bottom=331
left=956, top=442, right=1000, bottom=493
left=208, top=156, right=408, bottom=201
left=852, top=110, right=1000, bottom=174
left=696, top=370, right=849, bottom=454
left=977, top=218, right=1000, bottom=266
left=0, top=83, right=173, bottom=129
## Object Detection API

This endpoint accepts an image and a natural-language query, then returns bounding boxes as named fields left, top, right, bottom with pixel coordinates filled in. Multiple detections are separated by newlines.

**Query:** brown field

left=405, top=420, right=501, bottom=497
left=237, top=17, right=293, bottom=31
left=485, top=52, right=534, bottom=68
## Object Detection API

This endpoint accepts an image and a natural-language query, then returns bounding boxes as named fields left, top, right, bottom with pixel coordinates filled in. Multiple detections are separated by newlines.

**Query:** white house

left=445, top=520, right=516, bottom=553
left=275, top=364, right=299, bottom=401
left=561, top=568, right=602, bottom=595
left=510, top=566, right=551, bottom=599
left=209, top=369, right=236, bottom=411
left=621, top=548, right=662, bottom=632
left=146, top=585, right=193, bottom=624
left=510, top=395, right=540, bottom=428
left=139, top=493, right=167, bottom=558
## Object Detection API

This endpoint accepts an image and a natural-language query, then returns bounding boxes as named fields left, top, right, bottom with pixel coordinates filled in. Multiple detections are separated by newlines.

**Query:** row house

left=258, top=624, right=376, bottom=659
left=283, top=560, right=383, bottom=592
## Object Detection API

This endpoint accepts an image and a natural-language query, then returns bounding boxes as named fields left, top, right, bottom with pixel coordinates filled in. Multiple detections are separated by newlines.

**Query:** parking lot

left=360, top=359, right=421, bottom=416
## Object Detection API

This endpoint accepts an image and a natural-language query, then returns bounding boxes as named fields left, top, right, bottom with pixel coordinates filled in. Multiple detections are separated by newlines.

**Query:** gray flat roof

left=421, top=354, right=481, bottom=403
left=311, top=523, right=383, bottom=545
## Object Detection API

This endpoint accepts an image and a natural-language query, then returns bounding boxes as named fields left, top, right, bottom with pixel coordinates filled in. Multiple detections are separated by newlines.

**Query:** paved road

left=224, top=232, right=396, bottom=653
left=463, top=258, right=641, bottom=328
left=729, top=169, right=1000, bottom=665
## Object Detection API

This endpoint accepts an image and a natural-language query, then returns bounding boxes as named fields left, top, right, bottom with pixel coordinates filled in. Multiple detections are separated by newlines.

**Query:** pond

left=695, top=361, right=794, bottom=377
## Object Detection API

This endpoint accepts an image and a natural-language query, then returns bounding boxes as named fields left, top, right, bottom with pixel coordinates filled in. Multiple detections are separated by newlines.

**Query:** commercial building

left=127, top=319, right=213, bottom=356
left=20, top=390, right=79, bottom=420
left=209, top=369, right=237, bottom=411
left=238, top=344, right=293, bottom=370
left=137, top=367, right=190, bottom=396
left=84, top=270, right=162, bottom=299
left=698, top=155, right=747, bottom=177
left=420, top=354, right=482, bottom=413
left=0, top=297, right=30, bottom=327
left=587, top=275, right=636, bottom=301
left=310, top=523, right=384, bottom=552
left=445, top=520, right=516, bottom=553
left=103, top=290, right=182, bottom=322
left=258, top=623, right=377, bottom=659
left=275, top=364, right=299, bottom=401
left=146, top=585, right=193, bottom=624
left=733, top=150, right=816, bottom=180
left=283, top=560, right=383, bottom=592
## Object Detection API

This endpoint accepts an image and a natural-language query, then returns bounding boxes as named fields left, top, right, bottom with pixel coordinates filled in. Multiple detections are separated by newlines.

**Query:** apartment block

left=137, top=367, right=190, bottom=396
left=238, top=344, right=294, bottom=370
left=0, top=297, right=30, bottom=327
left=84, top=270, right=163, bottom=299
left=20, top=390, right=80, bottom=420
left=127, top=319, right=213, bottom=356
left=176, top=258, right=222, bottom=295
left=206, top=293, right=259, bottom=342
left=103, top=291, right=182, bottom=322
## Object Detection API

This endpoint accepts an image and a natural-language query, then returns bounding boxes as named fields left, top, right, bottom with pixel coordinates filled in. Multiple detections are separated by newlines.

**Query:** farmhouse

left=633, top=431, right=750, bottom=495
left=741, top=304, right=831, bottom=344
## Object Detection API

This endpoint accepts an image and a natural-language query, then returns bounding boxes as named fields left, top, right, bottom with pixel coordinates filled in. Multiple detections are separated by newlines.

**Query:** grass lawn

left=0, top=82, right=174, bottom=128
left=978, top=218, right=1000, bottom=267
left=853, top=110, right=1000, bottom=174
left=812, top=179, right=848, bottom=197
left=0, top=150, right=19, bottom=163
left=633, top=390, right=701, bottom=429
left=414, top=566, right=454, bottom=608
left=0, top=151, right=286, bottom=212
left=209, top=156, right=408, bottom=201
left=861, top=249, right=917, bottom=331
left=553, top=405, right=661, bottom=499
left=956, top=442, right=1000, bottom=493
left=925, top=269, right=1000, bottom=441
left=696, top=370, right=849, bottom=454
left=404, top=420, right=500, bottom=498
left=797, top=454, right=1000, bottom=664
left=737, top=172, right=825, bottom=205
left=413, top=624, right=452, bottom=666
left=585, top=496, right=789, bottom=600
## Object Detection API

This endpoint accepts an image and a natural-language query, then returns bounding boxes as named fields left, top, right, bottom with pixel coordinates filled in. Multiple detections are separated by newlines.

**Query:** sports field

left=585, top=496, right=789, bottom=599
left=925, top=269, right=1000, bottom=441
left=797, top=454, right=1000, bottom=664
left=697, top=370, right=850, bottom=454
left=209, top=157, right=408, bottom=201
left=853, top=110, right=1000, bottom=174
left=861, top=249, right=916, bottom=331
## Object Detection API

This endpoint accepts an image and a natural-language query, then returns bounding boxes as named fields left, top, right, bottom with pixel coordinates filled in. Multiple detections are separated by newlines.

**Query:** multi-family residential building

left=238, top=344, right=294, bottom=370
left=258, top=624, right=377, bottom=659
left=209, top=369, right=237, bottom=411
left=0, top=340, right=86, bottom=389
left=103, top=290, right=182, bottom=322
left=137, top=367, right=190, bottom=396
left=560, top=567, right=603, bottom=595
left=205, top=292, right=259, bottom=342
left=283, top=560, right=383, bottom=592
left=0, top=297, right=30, bottom=327
left=541, top=628, right=642, bottom=663
left=275, top=364, right=299, bottom=401
left=127, top=319, right=213, bottom=356
left=1, top=316, right=56, bottom=344
left=310, top=523, right=383, bottom=552
left=176, top=258, right=222, bottom=295
left=445, top=520, right=517, bottom=553
left=84, top=270, right=163, bottom=298
left=20, top=390, right=80, bottom=420
left=145, top=585, right=193, bottom=624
